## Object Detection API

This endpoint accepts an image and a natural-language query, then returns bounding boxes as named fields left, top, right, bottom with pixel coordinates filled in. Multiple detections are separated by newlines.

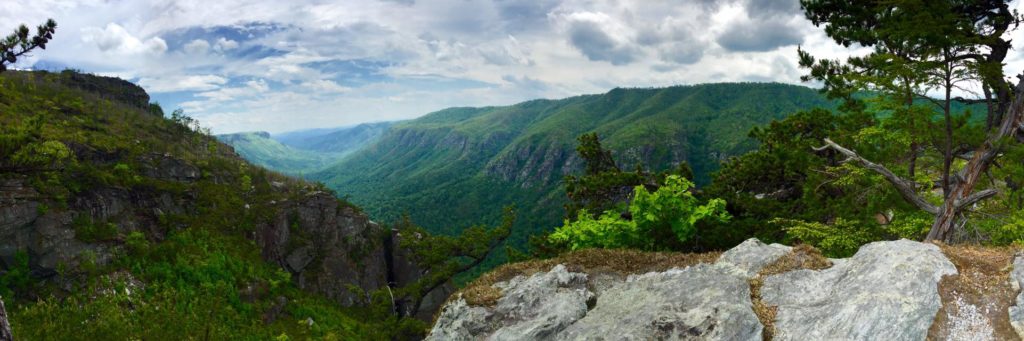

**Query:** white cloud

left=214, top=37, right=239, bottom=52
left=81, top=23, right=167, bottom=55
left=183, top=39, right=210, bottom=54
left=137, top=74, right=228, bottom=93
left=10, top=0, right=1024, bottom=134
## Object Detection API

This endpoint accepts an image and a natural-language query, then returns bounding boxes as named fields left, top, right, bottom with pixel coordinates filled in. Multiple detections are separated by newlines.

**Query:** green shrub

left=0, top=251, right=32, bottom=299
left=549, top=175, right=730, bottom=251
left=72, top=216, right=119, bottom=242
left=776, top=218, right=878, bottom=258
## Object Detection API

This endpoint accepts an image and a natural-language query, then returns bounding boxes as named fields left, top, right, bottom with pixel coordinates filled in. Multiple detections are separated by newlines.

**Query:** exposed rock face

left=1008, top=255, right=1024, bottom=337
left=256, top=193, right=388, bottom=307
left=428, top=239, right=974, bottom=340
left=428, top=238, right=791, bottom=340
left=761, top=240, right=957, bottom=341
left=718, top=238, right=791, bottom=277
left=0, top=296, right=11, bottom=341
left=390, top=230, right=455, bottom=321
left=558, top=264, right=761, bottom=340
left=428, top=265, right=593, bottom=340
left=2, top=152, right=448, bottom=320
left=0, top=178, right=112, bottom=277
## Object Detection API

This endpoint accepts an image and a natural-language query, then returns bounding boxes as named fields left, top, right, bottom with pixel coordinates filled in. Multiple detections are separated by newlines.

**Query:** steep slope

left=217, top=122, right=393, bottom=176
left=216, top=131, right=335, bottom=174
left=0, top=71, right=435, bottom=339
left=311, top=83, right=835, bottom=259
left=275, top=122, right=392, bottom=154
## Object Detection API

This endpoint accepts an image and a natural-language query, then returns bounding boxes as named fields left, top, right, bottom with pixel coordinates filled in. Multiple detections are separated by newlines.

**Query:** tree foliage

left=798, top=0, right=1022, bottom=242
left=393, top=206, right=515, bottom=314
left=0, top=19, right=56, bottom=72
left=550, top=175, right=729, bottom=251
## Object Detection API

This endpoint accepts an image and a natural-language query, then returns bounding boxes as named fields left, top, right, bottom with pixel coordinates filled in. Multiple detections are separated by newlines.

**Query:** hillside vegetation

left=275, top=122, right=392, bottom=154
left=310, top=83, right=835, bottom=268
left=0, top=70, right=424, bottom=339
left=216, top=131, right=337, bottom=175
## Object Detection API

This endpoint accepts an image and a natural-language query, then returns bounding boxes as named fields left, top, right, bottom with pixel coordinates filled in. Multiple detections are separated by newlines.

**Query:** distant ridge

left=308, top=82, right=836, bottom=273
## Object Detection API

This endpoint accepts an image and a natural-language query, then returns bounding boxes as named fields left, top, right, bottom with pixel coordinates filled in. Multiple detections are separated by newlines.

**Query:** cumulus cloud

left=560, top=12, right=641, bottom=65
left=183, top=39, right=210, bottom=54
left=214, top=37, right=239, bottom=52
left=81, top=23, right=168, bottom=55
left=715, top=0, right=806, bottom=52
left=13, top=0, right=956, bottom=133
left=717, top=21, right=803, bottom=52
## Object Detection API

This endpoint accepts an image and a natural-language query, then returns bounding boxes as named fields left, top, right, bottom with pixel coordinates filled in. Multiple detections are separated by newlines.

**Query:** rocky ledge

left=428, top=239, right=1024, bottom=340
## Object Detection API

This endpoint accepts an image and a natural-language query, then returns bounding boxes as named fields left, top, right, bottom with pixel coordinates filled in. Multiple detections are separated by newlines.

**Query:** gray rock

left=391, top=229, right=455, bottom=321
left=718, top=238, right=792, bottom=277
left=427, top=264, right=592, bottom=340
left=285, top=246, right=314, bottom=273
left=0, top=295, right=10, bottom=341
left=1008, top=254, right=1024, bottom=337
left=426, top=297, right=491, bottom=340
left=558, top=263, right=762, bottom=341
left=426, top=243, right=778, bottom=341
left=761, top=239, right=956, bottom=341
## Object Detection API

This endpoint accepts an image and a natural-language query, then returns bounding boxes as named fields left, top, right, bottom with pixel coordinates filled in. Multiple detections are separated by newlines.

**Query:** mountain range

left=300, top=83, right=836, bottom=266
left=216, top=122, right=392, bottom=175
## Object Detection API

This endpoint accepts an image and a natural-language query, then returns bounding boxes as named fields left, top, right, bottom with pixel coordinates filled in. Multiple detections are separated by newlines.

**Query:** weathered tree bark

left=0, top=296, right=12, bottom=341
left=815, top=75, right=1024, bottom=243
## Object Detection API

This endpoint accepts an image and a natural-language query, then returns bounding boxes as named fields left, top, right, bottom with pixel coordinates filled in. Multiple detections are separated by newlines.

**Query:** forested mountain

left=0, top=70, right=454, bottom=339
left=216, top=123, right=393, bottom=175
left=275, top=122, right=392, bottom=154
left=216, top=131, right=335, bottom=174
left=310, top=83, right=835, bottom=257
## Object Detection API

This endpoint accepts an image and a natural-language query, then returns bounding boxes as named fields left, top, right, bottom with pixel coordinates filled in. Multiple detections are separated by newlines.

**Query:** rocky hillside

left=429, top=239, right=1024, bottom=340
left=0, top=70, right=443, bottom=339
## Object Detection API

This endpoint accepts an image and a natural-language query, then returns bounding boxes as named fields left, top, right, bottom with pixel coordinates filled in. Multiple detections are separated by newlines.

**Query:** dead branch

left=814, top=138, right=939, bottom=214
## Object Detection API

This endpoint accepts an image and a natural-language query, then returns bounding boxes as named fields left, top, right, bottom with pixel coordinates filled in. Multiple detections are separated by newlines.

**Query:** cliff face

left=428, top=239, right=1024, bottom=340
left=0, top=154, right=451, bottom=321
left=255, top=191, right=388, bottom=306
left=0, top=71, right=448, bottom=326
left=0, top=296, right=9, bottom=341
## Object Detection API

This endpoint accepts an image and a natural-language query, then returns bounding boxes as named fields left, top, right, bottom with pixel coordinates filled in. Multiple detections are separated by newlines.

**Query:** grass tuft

left=749, top=243, right=832, bottom=341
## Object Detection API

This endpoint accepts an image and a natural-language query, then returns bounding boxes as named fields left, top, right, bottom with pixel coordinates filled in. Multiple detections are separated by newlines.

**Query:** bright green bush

left=549, top=175, right=730, bottom=251
left=548, top=210, right=640, bottom=250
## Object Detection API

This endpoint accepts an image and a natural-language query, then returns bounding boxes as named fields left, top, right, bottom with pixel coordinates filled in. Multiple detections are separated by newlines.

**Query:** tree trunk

left=0, top=296, right=11, bottom=341
left=924, top=77, right=1024, bottom=242
left=926, top=205, right=957, bottom=242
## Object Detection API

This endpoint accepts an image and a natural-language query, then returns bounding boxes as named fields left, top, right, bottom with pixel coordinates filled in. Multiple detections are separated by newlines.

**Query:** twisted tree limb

left=814, top=138, right=939, bottom=214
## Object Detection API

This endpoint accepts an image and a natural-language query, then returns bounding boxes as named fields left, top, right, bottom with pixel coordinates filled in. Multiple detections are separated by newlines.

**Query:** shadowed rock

left=0, top=296, right=11, bottom=341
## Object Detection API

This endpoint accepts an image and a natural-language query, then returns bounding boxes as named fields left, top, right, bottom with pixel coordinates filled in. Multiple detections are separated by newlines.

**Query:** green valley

left=310, top=83, right=836, bottom=260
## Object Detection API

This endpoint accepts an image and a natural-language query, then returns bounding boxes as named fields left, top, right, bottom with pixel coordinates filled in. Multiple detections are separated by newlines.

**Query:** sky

left=5, top=0, right=1024, bottom=134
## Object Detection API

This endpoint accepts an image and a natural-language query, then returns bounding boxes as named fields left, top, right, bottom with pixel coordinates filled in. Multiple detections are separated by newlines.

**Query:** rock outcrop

left=255, top=193, right=389, bottom=307
left=428, top=238, right=791, bottom=340
left=761, top=240, right=956, bottom=340
left=427, top=239, right=990, bottom=340
left=0, top=296, right=10, bottom=341
left=1009, top=254, right=1024, bottom=336
left=2, top=155, right=448, bottom=321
